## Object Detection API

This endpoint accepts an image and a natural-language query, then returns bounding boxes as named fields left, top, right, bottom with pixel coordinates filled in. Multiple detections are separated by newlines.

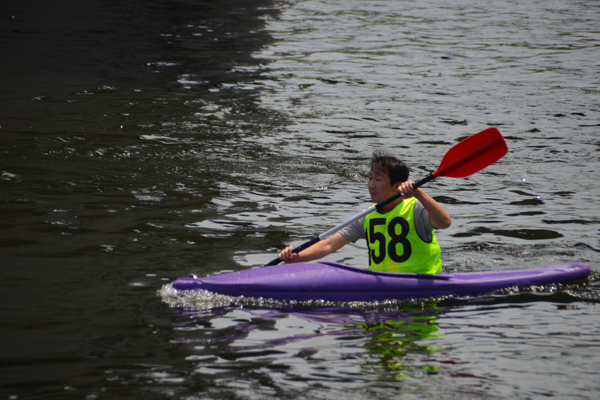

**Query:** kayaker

left=278, top=151, right=451, bottom=274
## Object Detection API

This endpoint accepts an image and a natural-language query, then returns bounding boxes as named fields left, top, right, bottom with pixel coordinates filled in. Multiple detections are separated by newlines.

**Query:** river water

left=1, top=0, right=599, bottom=399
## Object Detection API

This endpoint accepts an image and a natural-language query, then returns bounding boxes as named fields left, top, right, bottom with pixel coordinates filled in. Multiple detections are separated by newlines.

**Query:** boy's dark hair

left=370, top=150, right=409, bottom=184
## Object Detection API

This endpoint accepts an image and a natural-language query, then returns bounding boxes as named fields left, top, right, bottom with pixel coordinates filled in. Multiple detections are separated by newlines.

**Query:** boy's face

left=368, top=168, right=400, bottom=203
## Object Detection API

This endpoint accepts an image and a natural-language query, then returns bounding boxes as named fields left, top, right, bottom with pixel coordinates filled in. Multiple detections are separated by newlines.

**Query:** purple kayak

left=172, top=262, right=591, bottom=302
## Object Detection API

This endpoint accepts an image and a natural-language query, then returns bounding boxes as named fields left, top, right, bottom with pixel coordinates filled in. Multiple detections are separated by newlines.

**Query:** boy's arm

left=398, top=181, right=451, bottom=229
left=278, top=232, right=352, bottom=263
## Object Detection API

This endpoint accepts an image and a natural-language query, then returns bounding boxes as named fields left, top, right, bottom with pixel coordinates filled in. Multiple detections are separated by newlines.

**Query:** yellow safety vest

left=364, top=198, right=442, bottom=274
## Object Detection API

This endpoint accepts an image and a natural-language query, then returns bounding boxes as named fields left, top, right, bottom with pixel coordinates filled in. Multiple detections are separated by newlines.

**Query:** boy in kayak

left=278, top=151, right=451, bottom=274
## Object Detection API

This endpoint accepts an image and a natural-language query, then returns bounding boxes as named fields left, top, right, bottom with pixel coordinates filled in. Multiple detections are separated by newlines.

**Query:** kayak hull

left=172, top=262, right=591, bottom=302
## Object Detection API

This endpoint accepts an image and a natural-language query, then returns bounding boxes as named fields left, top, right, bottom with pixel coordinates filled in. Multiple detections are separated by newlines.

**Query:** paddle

left=266, top=127, right=508, bottom=266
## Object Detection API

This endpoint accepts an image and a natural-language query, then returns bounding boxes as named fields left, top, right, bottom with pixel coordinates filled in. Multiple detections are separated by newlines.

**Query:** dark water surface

left=1, top=0, right=599, bottom=399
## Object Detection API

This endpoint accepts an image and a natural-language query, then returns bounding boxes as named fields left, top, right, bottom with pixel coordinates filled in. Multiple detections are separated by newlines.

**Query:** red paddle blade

left=433, top=127, right=507, bottom=178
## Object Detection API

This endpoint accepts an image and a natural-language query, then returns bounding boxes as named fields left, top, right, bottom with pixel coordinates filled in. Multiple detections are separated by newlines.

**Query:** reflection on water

left=158, top=272, right=600, bottom=396
left=359, top=303, right=444, bottom=379
left=161, top=281, right=600, bottom=397
left=168, top=299, right=452, bottom=391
